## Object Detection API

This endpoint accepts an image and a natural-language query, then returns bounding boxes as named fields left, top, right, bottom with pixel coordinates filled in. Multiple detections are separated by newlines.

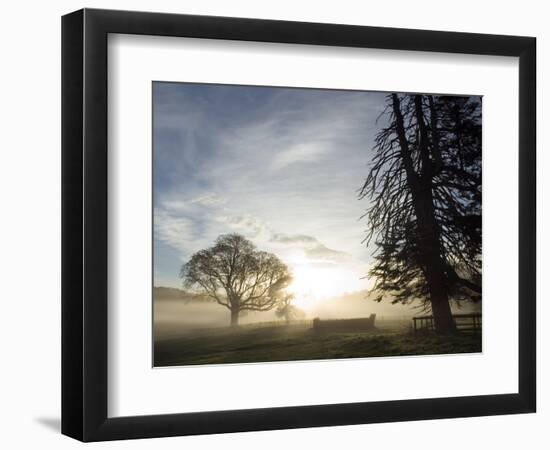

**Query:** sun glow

left=285, top=253, right=365, bottom=311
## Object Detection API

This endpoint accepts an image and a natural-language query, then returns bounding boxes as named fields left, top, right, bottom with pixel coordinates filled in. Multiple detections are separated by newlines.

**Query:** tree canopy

left=360, top=94, right=482, bottom=333
left=275, top=293, right=305, bottom=323
left=180, top=233, right=292, bottom=326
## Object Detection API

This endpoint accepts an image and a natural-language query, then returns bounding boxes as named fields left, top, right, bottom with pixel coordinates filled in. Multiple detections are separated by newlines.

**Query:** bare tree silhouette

left=275, top=293, right=305, bottom=324
left=360, top=94, right=482, bottom=334
left=180, top=234, right=292, bottom=326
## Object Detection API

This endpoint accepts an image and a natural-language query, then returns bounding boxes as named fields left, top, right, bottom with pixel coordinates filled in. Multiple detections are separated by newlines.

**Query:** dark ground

left=154, top=319, right=481, bottom=367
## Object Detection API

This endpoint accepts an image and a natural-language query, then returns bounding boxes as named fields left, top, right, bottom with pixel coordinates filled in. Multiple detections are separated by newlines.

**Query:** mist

left=153, top=286, right=467, bottom=341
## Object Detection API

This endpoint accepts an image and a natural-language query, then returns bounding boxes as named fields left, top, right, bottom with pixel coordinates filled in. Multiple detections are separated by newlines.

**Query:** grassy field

left=154, top=319, right=481, bottom=367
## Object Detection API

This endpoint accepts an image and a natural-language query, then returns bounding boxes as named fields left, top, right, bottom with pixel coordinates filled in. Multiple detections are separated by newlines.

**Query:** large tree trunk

left=392, top=94, right=457, bottom=334
left=230, top=308, right=239, bottom=327
left=430, top=290, right=456, bottom=334
left=413, top=96, right=456, bottom=334
left=415, top=194, right=457, bottom=334
left=424, top=249, right=456, bottom=334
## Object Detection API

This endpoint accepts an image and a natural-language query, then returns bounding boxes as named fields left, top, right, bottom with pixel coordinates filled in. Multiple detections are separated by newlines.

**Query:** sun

left=285, top=253, right=364, bottom=311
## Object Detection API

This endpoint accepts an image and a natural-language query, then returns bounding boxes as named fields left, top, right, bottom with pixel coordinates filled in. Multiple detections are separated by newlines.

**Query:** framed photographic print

left=61, top=8, right=536, bottom=442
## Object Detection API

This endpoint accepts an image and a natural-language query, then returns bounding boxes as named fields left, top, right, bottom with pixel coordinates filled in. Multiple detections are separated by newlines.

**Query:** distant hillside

left=153, top=286, right=210, bottom=303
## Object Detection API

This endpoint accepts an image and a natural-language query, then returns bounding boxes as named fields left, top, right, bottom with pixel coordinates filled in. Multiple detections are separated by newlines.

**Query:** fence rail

left=412, top=313, right=481, bottom=333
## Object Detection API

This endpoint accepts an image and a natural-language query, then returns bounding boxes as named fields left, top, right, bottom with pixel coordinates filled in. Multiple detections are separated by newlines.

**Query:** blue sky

left=153, top=81, right=386, bottom=296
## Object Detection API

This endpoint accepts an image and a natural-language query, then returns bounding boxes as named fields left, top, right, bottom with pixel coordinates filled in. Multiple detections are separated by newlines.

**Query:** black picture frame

left=61, top=8, right=536, bottom=442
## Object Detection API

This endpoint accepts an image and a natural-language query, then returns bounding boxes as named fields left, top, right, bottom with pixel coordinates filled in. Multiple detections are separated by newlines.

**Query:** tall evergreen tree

left=359, top=94, right=482, bottom=334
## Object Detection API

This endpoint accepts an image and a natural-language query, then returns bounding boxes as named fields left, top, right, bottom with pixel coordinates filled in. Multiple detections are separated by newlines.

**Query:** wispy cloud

left=218, top=214, right=273, bottom=240
left=270, top=142, right=330, bottom=171
left=271, top=233, right=317, bottom=245
left=190, top=193, right=226, bottom=207
left=270, top=232, right=349, bottom=263
left=153, top=82, right=385, bottom=287
left=154, top=208, right=197, bottom=255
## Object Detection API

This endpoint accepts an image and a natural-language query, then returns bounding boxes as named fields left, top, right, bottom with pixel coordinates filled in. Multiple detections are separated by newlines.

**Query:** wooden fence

left=412, top=313, right=481, bottom=333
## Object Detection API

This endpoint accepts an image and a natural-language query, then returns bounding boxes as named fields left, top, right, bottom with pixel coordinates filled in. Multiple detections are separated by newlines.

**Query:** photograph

left=152, top=81, right=482, bottom=367
left=0, top=0, right=540, bottom=446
